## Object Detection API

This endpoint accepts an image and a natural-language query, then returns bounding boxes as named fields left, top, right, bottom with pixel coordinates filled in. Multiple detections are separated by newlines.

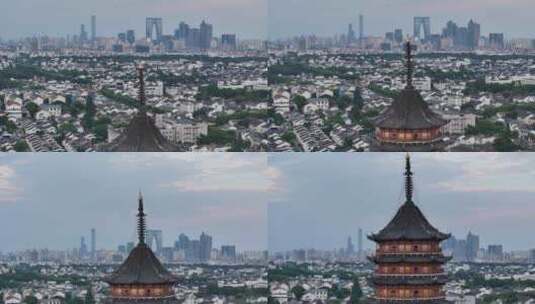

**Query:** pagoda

left=368, top=155, right=451, bottom=303
left=372, top=42, right=447, bottom=152
left=105, top=193, right=178, bottom=303
left=104, top=65, right=179, bottom=152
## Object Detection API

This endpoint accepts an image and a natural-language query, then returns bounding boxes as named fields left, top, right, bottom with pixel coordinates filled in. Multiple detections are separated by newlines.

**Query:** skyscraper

left=199, top=20, right=213, bottom=50
left=414, top=17, right=431, bottom=40
left=146, top=229, right=163, bottom=254
left=347, top=24, right=355, bottom=45
left=358, top=227, right=363, bottom=261
left=80, top=237, right=88, bottom=258
left=199, top=232, right=212, bottom=262
left=91, top=15, right=96, bottom=42
left=346, top=236, right=355, bottom=256
left=358, top=14, right=364, bottom=47
left=394, top=29, right=403, bottom=44
left=126, top=30, right=136, bottom=44
left=146, top=17, right=163, bottom=43
left=80, top=24, right=88, bottom=43
left=466, top=231, right=480, bottom=261
left=221, top=245, right=237, bottom=260
left=221, top=34, right=237, bottom=50
left=91, top=228, right=96, bottom=262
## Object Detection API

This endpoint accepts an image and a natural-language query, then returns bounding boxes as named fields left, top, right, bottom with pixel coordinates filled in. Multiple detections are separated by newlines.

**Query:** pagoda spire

left=405, top=41, right=414, bottom=89
left=404, top=153, right=413, bottom=202
left=136, top=64, right=146, bottom=110
left=137, top=191, right=146, bottom=245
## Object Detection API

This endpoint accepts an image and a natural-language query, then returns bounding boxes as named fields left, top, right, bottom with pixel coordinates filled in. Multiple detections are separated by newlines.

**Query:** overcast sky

left=0, top=0, right=267, bottom=40
left=268, top=153, right=535, bottom=253
left=0, top=153, right=272, bottom=252
left=268, top=0, right=535, bottom=39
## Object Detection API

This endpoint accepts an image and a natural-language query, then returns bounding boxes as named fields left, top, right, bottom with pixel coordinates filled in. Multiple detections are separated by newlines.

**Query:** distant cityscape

left=1, top=15, right=266, bottom=53
left=271, top=14, right=528, bottom=52
left=270, top=230, right=535, bottom=265
left=1, top=228, right=267, bottom=265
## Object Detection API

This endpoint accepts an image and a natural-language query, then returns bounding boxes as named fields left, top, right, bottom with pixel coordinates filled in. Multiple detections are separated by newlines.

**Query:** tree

left=350, top=278, right=362, bottom=304
left=84, top=287, right=95, bottom=304
left=292, top=95, right=307, bottom=112
left=23, top=296, right=38, bottom=304
left=14, top=140, right=30, bottom=152
left=25, top=102, right=40, bottom=119
left=291, top=285, right=306, bottom=300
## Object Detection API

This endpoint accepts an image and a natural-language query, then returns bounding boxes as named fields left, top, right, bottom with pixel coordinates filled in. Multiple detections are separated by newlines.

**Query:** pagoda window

left=414, top=266, right=419, bottom=273
left=413, top=245, right=419, bottom=251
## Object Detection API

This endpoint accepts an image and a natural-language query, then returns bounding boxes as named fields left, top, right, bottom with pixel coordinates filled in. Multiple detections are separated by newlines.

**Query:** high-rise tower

left=91, top=15, right=96, bottom=42
left=372, top=41, right=447, bottom=151
left=91, top=228, right=96, bottom=262
left=368, top=155, right=451, bottom=302
left=105, top=192, right=178, bottom=303
left=146, top=17, right=163, bottom=43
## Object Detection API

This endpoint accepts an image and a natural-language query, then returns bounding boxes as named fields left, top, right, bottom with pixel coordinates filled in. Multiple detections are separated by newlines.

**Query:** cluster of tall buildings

left=114, top=230, right=237, bottom=263
left=345, top=228, right=364, bottom=259
left=412, top=17, right=505, bottom=50
left=114, top=18, right=238, bottom=52
left=442, top=231, right=507, bottom=262
left=78, top=228, right=96, bottom=262
left=77, top=15, right=96, bottom=45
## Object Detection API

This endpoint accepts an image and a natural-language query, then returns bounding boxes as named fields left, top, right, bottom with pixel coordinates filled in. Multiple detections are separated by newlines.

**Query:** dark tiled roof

left=368, top=253, right=452, bottom=264
left=373, top=88, right=447, bottom=130
left=372, top=274, right=449, bottom=286
left=369, top=200, right=450, bottom=242
left=106, top=111, right=179, bottom=152
left=106, top=243, right=178, bottom=285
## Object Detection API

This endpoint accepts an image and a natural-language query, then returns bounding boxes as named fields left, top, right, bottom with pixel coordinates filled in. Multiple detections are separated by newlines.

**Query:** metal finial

left=405, top=41, right=413, bottom=88
left=404, top=153, right=413, bottom=202
left=137, top=191, right=146, bottom=244
left=137, top=65, right=146, bottom=109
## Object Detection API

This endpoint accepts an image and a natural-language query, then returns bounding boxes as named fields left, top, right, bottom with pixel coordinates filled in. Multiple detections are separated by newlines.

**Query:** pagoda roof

left=106, top=243, right=178, bottom=285
left=373, top=88, right=447, bottom=130
left=368, top=200, right=450, bottom=242
left=106, top=192, right=177, bottom=285
left=106, top=111, right=178, bottom=152
left=368, top=254, right=452, bottom=264
left=373, top=41, right=446, bottom=130
left=369, top=155, right=450, bottom=242
left=104, top=65, right=179, bottom=152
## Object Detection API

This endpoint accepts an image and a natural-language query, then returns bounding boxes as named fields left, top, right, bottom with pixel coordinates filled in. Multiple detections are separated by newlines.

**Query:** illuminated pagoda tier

left=368, top=155, right=451, bottom=303
left=372, top=42, right=447, bottom=152
left=105, top=65, right=179, bottom=152
left=105, top=193, right=178, bottom=304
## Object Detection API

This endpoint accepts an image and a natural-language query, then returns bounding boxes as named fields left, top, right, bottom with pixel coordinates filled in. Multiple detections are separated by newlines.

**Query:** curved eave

left=368, top=233, right=451, bottom=243
left=369, top=254, right=452, bottom=264
left=372, top=275, right=449, bottom=286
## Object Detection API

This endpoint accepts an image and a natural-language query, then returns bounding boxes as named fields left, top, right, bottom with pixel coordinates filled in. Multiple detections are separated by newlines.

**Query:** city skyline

left=268, top=0, right=535, bottom=39
left=0, top=0, right=267, bottom=40
left=268, top=153, right=535, bottom=253
left=0, top=153, right=272, bottom=252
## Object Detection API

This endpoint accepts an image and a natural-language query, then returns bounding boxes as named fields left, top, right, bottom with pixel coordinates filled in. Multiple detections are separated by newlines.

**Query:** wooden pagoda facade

left=368, top=155, right=451, bottom=303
